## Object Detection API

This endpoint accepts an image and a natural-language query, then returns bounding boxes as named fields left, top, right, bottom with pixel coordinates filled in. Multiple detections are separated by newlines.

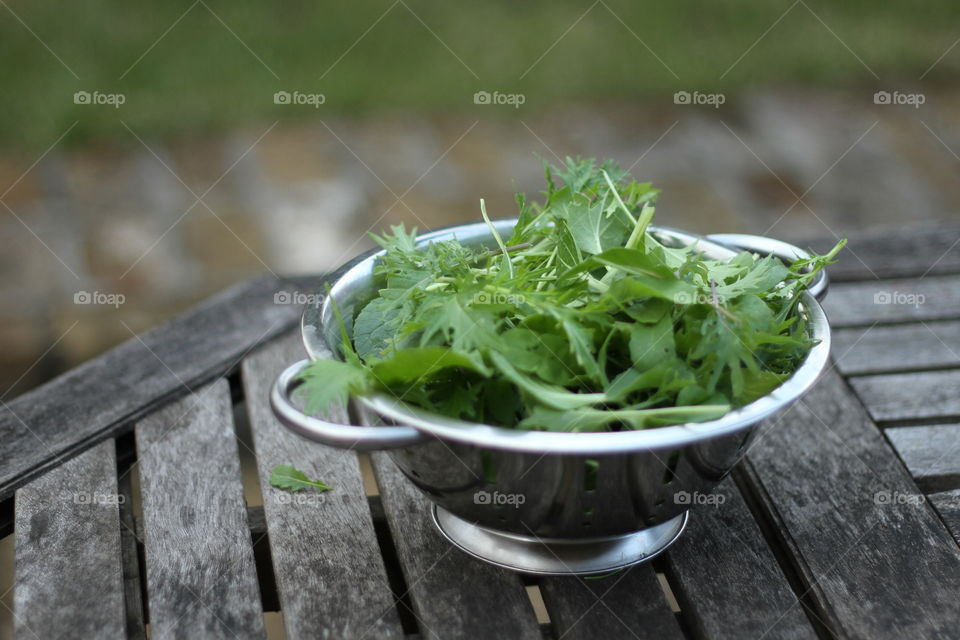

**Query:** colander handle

left=705, top=233, right=830, bottom=301
left=271, top=360, right=429, bottom=451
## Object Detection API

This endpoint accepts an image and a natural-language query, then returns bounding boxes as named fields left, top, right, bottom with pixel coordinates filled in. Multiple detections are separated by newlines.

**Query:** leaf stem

left=480, top=198, right=514, bottom=279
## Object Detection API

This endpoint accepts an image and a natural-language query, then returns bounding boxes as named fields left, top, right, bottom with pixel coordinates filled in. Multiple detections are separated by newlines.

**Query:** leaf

left=354, top=297, right=406, bottom=360
left=269, top=465, right=332, bottom=492
left=371, top=347, right=488, bottom=387
left=519, top=404, right=731, bottom=431
left=489, top=351, right=607, bottom=410
left=605, top=274, right=698, bottom=304
left=563, top=197, right=631, bottom=255
left=295, top=358, right=369, bottom=415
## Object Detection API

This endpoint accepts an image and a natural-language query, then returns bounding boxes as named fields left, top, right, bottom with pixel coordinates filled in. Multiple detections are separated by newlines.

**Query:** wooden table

left=4, top=224, right=960, bottom=639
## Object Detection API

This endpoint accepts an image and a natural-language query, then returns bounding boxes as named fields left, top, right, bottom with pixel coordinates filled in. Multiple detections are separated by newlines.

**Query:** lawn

left=0, top=0, right=957, bottom=147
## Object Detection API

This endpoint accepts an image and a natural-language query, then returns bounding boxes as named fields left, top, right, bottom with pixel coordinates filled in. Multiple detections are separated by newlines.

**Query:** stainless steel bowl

left=271, top=220, right=831, bottom=574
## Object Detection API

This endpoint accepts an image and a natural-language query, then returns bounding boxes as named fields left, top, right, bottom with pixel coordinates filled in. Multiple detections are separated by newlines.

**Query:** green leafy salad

left=298, top=158, right=843, bottom=432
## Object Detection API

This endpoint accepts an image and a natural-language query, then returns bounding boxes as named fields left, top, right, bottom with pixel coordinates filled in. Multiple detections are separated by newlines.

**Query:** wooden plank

left=885, top=424, right=960, bottom=492
left=136, top=379, right=265, bottom=640
left=823, top=275, right=960, bottom=327
left=662, top=478, right=816, bottom=640
left=741, top=368, right=960, bottom=638
left=538, top=565, right=683, bottom=640
left=789, top=223, right=960, bottom=281
left=241, top=332, right=403, bottom=640
left=850, top=370, right=960, bottom=423
left=832, top=321, right=960, bottom=375
left=14, top=440, right=125, bottom=639
left=371, top=453, right=542, bottom=640
left=0, top=274, right=322, bottom=502
left=927, top=489, right=960, bottom=545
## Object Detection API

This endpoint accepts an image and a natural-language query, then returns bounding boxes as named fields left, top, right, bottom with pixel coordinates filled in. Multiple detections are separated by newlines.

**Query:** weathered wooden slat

left=662, top=478, right=816, bottom=640
left=136, top=379, right=265, bottom=640
left=832, top=321, right=960, bottom=375
left=790, top=223, right=960, bottom=281
left=850, top=370, right=960, bottom=423
left=823, top=275, right=960, bottom=327
left=885, top=425, right=960, bottom=492
left=14, top=440, right=126, bottom=639
left=927, top=489, right=960, bottom=545
left=241, top=333, right=403, bottom=640
left=371, top=453, right=542, bottom=640
left=741, top=368, right=960, bottom=638
left=538, top=565, right=683, bottom=640
left=0, top=274, right=321, bottom=502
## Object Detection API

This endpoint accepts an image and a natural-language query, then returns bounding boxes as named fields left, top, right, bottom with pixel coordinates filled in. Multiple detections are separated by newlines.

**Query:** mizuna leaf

left=269, top=465, right=332, bottom=492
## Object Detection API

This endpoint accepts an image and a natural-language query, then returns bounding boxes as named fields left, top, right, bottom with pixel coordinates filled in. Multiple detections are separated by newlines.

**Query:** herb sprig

left=298, top=158, right=843, bottom=432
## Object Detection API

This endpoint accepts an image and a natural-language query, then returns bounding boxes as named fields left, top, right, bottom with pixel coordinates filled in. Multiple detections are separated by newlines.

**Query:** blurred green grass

left=0, top=0, right=957, bottom=148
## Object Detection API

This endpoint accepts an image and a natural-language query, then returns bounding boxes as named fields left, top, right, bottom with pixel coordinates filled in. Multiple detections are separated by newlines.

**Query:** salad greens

left=297, top=158, right=843, bottom=432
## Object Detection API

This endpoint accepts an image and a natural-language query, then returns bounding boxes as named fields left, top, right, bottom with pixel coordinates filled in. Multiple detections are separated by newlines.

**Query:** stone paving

left=3, top=88, right=960, bottom=396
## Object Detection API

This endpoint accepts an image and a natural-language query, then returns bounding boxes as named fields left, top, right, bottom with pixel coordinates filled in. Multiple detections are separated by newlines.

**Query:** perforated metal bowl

left=271, top=220, right=831, bottom=574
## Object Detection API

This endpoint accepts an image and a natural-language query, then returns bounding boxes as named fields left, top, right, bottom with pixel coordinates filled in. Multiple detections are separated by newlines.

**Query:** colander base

left=432, top=506, right=689, bottom=576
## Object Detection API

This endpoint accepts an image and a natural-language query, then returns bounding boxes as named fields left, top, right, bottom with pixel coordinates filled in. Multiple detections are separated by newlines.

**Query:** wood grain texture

left=832, top=321, right=960, bottom=375
left=742, top=368, right=960, bottom=638
left=539, top=565, right=683, bottom=640
left=927, top=489, right=960, bottom=545
left=0, top=274, right=320, bottom=502
left=790, top=223, right=960, bottom=281
left=885, top=424, right=960, bottom=492
left=14, top=440, right=126, bottom=639
left=371, top=453, right=542, bottom=640
left=823, top=275, right=960, bottom=327
left=662, top=479, right=816, bottom=640
left=136, top=379, right=265, bottom=640
left=850, top=370, right=960, bottom=423
left=241, top=332, right=403, bottom=640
